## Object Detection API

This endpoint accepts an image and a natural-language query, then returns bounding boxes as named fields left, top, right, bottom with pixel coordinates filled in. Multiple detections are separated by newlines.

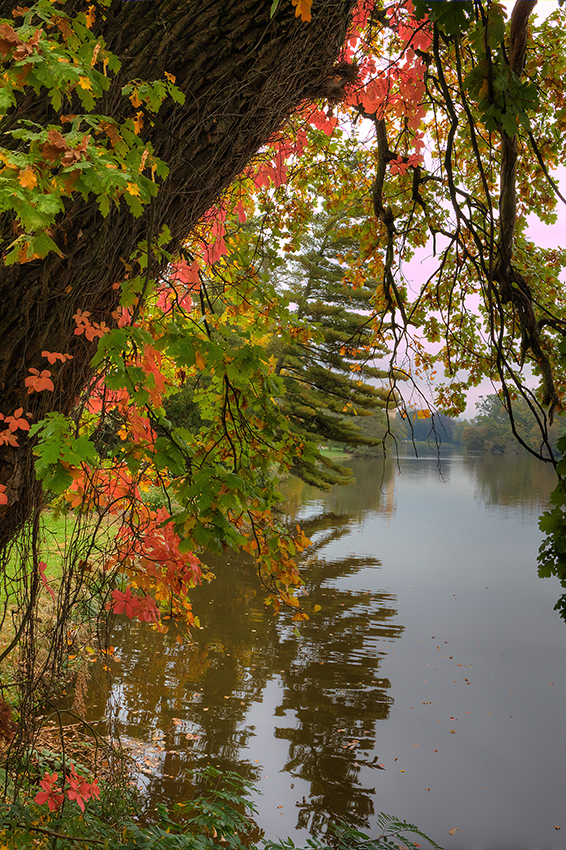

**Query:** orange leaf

left=42, top=350, right=73, bottom=365
left=291, top=0, right=312, bottom=22
left=18, top=166, right=37, bottom=189
left=133, top=111, right=144, bottom=135
left=129, top=89, right=142, bottom=108
left=41, top=129, right=70, bottom=165
left=194, top=350, right=206, bottom=371
left=0, top=22, right=19, bottom=58
left=24, top=368, right=54, bottom=394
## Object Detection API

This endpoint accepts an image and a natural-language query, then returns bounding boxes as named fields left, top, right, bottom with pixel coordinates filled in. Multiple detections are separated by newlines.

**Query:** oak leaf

left=0, top=22, right=19, bottom=58
left=41, top=129, right=70, bottom=165
left=18, top=166, right=37, bottom=190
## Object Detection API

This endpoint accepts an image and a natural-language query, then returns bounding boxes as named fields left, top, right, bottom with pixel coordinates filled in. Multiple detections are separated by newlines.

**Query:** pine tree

left=272, top=207, right=398, bottom=487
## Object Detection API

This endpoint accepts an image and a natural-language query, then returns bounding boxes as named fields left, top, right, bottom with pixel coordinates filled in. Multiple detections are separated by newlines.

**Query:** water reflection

left=79, top=452, right=564, bottom=848
left=465, top=452, right=557, bottom=511
left=274, top=511, right=402, bottom=833
left=82, top=460, right=402, bottom=831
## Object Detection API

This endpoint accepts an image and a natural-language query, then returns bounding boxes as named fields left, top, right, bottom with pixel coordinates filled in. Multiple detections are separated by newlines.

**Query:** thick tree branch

left=0, top=0, right=355, bottom=548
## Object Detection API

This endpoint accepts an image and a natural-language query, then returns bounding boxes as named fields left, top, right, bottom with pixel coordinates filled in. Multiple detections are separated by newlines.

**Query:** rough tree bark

left=0, top=0, right=355, bottom=548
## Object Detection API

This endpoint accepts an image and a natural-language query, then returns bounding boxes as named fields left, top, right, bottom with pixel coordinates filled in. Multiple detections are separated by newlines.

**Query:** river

left=81, top=451, right=566, bottom=850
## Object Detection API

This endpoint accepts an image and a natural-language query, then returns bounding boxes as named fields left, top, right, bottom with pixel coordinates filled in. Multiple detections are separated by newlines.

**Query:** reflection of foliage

left=83, top=461, right=402, bottom=835
left=287, top=458, right=397, bottom=524
left=470, top=453, right=557, bottom=512
left=0, top=765, right=440, bottom=849
left=265, top=817, right=441, bottom=850
left=275, top=571, right=402, bottom=835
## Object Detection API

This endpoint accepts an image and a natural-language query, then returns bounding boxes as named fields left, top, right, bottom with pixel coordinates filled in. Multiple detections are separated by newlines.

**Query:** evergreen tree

left=271, top=207, right=399, bottom=487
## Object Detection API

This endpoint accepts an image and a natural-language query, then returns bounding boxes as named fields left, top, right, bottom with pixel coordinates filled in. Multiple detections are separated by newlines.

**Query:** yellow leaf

left=478, top=78, right=490, bottom=100
left=313, top=604, right=321, bottom=613
left=18, top=166, right=37, bottom=189
left=77, top=76, right=92, bottom=91
left=291, top=0, right=312, bottom=22
left=129, top=89, right=142, bottom=108
left=133, top=111, right=144, bottom=135
left=164, top=71, right=176, bottom=83
left=195, top=350, right=206, bottom=370
left=125, top=182, right=140, bottom=197
left=85, top=4, right=96, bottom=27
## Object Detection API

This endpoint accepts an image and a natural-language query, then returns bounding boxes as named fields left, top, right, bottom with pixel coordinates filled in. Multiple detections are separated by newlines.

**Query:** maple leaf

left=291, top=0, right=312, bottom=22
left=34, top=772, right=64, bottom=812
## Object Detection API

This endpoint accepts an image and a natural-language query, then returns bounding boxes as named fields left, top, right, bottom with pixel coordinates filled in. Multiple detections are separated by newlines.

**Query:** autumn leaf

left=100, top=120, right=121, bottom=147
left=4, top=408, right=31, bottom=432
left=53, top=15, right=73, bottom=40
left=291, top=0, right=312, bottom=22
left=0, top=22, right=20, bottom=58
left=195, top=350, right=206, bottom=371
left=40, top=129, right=70, bottom=165
left=129, top=88, right=142, bottom=108
left=24, top=369, right=54, bottom=394
left=42, top=350, right=73, bottom=365
left=18, top=166, right=37, bottom=190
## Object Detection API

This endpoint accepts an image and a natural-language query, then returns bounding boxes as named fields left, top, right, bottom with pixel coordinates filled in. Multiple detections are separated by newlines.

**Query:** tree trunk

left=0, top=0, right=355, bottom=548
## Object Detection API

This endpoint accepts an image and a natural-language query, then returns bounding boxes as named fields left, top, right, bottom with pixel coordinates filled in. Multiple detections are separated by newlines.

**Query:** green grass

left=319, top=446, right=351, bottom=459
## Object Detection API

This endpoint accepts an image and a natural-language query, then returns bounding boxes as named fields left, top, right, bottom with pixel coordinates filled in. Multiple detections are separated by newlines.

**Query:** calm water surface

left=83, top=452, right=566, bottom=850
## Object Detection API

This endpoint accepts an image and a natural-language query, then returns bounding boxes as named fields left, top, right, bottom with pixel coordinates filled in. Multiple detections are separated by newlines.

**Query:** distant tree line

left=461, top=394, right=566, bottom=455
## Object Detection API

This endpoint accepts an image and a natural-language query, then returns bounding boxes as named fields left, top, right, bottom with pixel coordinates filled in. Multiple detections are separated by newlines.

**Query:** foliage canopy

left=2, top=0, right=566, bottom=804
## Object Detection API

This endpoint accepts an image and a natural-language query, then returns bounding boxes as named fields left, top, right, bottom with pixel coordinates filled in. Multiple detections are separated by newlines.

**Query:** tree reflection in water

left=274, top=511, right=403, bottom=833
left=80, top=459, right=403, bottom=833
